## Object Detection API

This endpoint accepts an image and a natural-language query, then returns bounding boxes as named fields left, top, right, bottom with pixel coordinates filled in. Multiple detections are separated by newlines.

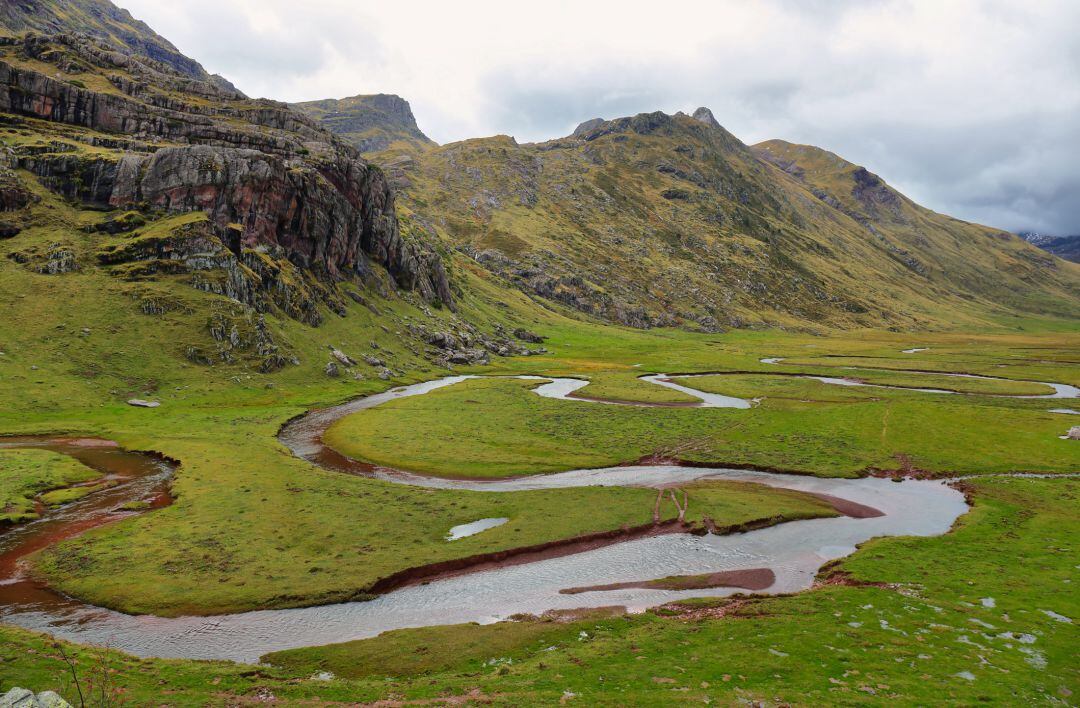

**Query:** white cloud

left=119, top=0, right=1080, bottom=233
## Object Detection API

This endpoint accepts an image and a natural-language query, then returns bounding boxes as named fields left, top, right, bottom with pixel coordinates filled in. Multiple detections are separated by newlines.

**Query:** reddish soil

left=368, top=520, right=689, bottom=593
left=560, top=567, right=776, bottom=595
left=803, top=492, right=884, bottom=519
left=655, top=597, right=756, bottom=621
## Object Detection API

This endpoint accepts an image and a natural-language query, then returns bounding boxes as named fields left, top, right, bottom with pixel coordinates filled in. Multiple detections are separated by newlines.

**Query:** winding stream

left=0, top=375, right=980, bottom=664
left=755, top=358, right=1080, bottom=399
left=0, top=375, right=972, bottom=664
left=5, top=361, right=1071, bottom=664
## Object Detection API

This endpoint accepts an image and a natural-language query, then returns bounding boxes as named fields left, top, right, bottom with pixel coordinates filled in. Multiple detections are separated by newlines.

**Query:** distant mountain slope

left=292, top=94, right=434, bottom=155
left=379, top=109, right=1078, bottom=330
left=0, top=0, right=219, bottom=82
left=1020, top=232, right=1080, bottom=263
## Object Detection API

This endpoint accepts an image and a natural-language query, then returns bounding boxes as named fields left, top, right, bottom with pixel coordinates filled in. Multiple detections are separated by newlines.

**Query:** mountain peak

left=292, top=93, right=434, bottom=155
left=692, top=106, right=721, bottom=129
left=572, top=117, right=605, bottom=136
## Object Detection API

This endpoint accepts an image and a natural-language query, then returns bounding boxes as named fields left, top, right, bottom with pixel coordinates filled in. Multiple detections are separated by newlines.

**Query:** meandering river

left=0, top=374, right=983, bottom=663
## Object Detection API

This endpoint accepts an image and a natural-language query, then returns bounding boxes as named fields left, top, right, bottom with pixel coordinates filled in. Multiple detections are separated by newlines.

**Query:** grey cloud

left=125, top=0, right=1079, bottom=235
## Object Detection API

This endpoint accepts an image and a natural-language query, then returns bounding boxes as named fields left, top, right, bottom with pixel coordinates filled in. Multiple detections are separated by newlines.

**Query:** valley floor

left=1, top=309, right=1078, bottom=704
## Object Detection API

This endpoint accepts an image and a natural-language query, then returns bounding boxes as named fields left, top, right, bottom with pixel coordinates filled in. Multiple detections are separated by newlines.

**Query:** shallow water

left=446, top=517, right=508, bottom=540
left=12, top=360, right=1072, bottom=664
left=0, top=460, right=969, bottom=664
left=639, top=374, right=752, bottom=408
left=0, top=376, right=973, bottom=664
left=0, top=437, right=173, bottom=624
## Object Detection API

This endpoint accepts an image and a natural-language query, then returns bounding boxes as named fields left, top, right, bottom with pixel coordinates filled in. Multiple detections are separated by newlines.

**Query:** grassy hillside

left=375, top=110, right=1080, bottom=331
left=0, top=0, right=216, bottom=81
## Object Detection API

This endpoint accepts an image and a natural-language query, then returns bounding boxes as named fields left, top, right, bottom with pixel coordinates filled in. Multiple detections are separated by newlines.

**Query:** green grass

left=572, top=371, right=700, bottom=403
left=3, top=477, right=1074, bottom=705
left=0, top=449, right=99, bottom=523
left=262, top=610, right=626, bottom=680
left=324, top=373, right=1080, bottom=479
left=38, top=480, right=115, bottom=507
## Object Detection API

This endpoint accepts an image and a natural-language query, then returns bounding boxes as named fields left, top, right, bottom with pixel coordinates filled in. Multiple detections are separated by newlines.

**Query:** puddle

left=447, top=517, right=508, bottom=540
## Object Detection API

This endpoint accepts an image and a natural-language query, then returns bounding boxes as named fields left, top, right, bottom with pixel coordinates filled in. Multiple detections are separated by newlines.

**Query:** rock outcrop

left=292, top=93, right=435, bottom=154
left=0, top=33, right=452, bottom=309
left=0, top=687, right=72, bottom=708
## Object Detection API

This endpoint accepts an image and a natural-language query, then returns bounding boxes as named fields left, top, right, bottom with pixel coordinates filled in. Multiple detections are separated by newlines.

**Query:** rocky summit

left=293, top=94, right=435, bottom=155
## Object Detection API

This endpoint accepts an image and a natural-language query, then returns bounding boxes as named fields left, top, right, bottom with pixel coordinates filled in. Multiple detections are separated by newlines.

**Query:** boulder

left=448, top=348, right=490, bottom=366
left=0, top=687, right=73, bottom=708
left=1068, top=426, right=1080, bottom=440
left=512, top=328, right=545, bottom=343
left=324, top=361, right=341, bottom=378
left=329, top=347, right=356, bottom=366
left=126, top=399, right=160, bottom=408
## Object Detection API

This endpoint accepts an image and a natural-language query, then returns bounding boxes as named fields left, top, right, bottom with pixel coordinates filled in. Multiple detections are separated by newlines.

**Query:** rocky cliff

left=0, top=32, right=452, bottom=310
left=293, top=94, right=434, bottom=155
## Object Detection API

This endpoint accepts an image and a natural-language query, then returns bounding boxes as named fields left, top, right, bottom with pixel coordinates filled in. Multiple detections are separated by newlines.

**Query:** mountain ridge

left=0, top=0, right=230, bottom=87
left=364, top=107, right=1077, bottom=330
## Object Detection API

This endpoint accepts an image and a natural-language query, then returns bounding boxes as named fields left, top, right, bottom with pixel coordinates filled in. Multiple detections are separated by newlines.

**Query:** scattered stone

left=329, top=347, right=355, bottom=366
left=37, top=246, right=78, bottom=274
left=0, top=687, right=73, bottom=707
left=324, top=361, right=340, bottom=378
left=377, top=368, right=392, bottom=380
left=449, top=348, right=490, bottom=365
left=363, top=354, right=385, bottom=367
left=126, top=398, right=160, bottom=408
left=1066, top=426, right=1080, bottom=440
left=513, top=327, right=545, bottom=343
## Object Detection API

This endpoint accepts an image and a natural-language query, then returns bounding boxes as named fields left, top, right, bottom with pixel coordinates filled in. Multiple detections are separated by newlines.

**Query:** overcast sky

left=121, top=0, right=1079, bottom=235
